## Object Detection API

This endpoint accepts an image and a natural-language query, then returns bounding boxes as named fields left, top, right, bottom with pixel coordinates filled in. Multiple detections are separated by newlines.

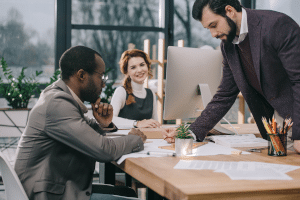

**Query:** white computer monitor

left=163, top=46, right=234, bottom=134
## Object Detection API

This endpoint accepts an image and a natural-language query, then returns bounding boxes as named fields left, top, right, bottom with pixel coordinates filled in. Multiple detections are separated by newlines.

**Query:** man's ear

left=225, top=5, right=235, bottom=19
left=76, top=69, right=87, bottom=81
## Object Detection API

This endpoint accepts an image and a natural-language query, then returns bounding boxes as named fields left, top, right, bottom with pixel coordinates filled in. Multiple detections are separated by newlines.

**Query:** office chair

left=0, top=152, right=28, bottom=200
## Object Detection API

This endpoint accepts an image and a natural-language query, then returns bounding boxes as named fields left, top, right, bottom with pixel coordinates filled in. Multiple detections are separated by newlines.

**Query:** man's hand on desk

left=91, top=98, right=113, bottom=128
left=129, top=128, right=147, bottom=143
left=294, top=140, right=300, bottom=153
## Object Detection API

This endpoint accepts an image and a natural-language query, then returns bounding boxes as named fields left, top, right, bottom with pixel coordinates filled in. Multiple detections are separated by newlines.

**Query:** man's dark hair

left=59, top=46, right=102, bottom=80
left=192, top=0, right=242, bottom=21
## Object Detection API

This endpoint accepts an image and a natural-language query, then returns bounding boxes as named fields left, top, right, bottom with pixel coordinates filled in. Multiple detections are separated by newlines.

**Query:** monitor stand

left=198, top=84, right=235, bottom=135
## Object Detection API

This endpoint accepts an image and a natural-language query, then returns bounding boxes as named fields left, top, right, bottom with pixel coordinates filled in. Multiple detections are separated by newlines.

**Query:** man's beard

left=81, top=78, right=101, bottom=104
left=223, top=15, right=237, bottom=44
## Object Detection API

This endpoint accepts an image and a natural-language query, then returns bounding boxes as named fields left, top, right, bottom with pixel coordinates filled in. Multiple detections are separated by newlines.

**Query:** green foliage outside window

left=46, top=68, right=61, bottom=87
left=100, top=67, right=116, bottom=104
left=0, top=57, right=117, bottom=108
left=0, top=58, right=43, bottom=109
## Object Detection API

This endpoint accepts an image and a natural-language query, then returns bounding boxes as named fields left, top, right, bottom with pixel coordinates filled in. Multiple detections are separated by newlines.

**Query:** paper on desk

left=116, top=139, right=175, bottom=164
left=116, top=140, right=249, bottom=164
left=174, top=160, right=239, bottom=171
left=174, top=160, right=299, bottom=180
left=105, top=129, right=129, bottom=136
left=222, top=167, right=292, bottom=180
left=244, top=161, right=300, bottom=174
left=188, top=142, right=250, bottom=156
left=112, top=117, right=133, bottom=129
left=207, top=134, right=268, bottom=148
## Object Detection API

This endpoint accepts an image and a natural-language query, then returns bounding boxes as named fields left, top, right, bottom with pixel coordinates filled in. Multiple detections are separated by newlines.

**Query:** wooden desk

left=114, top=124, right=300, bottom=200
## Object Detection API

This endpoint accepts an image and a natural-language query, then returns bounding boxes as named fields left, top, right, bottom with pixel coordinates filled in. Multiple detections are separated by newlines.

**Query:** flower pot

left=175, top=138, right=193, bottom=156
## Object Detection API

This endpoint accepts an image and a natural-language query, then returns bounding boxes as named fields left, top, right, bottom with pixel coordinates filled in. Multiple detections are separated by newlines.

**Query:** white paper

left=116, top=140, right=249, bottom=164
left=112, top=117, right=133, bottom=129
left=117, top=139, right=175, bottom=164
left=222, top=167, right=292, bottom=180
left=174, top=160, right=299, bottom=180
left=208, top=134, right=268, bottom=148
left=188, top=142, right=250, bottom=156
left=247, top=162, right=300, bottom=174
left=174, top=160, right=239, bottom=171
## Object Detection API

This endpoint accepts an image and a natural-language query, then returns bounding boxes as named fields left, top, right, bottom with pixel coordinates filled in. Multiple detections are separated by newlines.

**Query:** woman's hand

left=136, top=119, right=161, bottom=128
left=91, top=98, right=113, bottom=127
left=294, top=140, right=300, bottom=154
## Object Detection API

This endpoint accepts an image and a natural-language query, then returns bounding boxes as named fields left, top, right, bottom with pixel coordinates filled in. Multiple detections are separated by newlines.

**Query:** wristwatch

left=133, top=120, right=138, bottom=128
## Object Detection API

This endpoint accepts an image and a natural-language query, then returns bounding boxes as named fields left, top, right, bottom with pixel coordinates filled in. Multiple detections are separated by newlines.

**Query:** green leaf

left=0, top=58, right=43, bottom=109
left=36, top=70, right=43, bottom=76
left=175, top=123, right=192, bottom=139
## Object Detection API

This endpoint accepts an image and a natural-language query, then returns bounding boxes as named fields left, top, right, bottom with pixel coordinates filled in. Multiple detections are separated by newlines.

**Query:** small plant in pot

left=175, top=123, right=194, bottom=156
left=0, top=58, right=43, bottom=109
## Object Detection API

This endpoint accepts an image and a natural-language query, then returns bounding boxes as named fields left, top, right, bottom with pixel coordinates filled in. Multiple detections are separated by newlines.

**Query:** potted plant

left=0, top=58, right=43, bottom=109
left=175, top=123, right=194, bottom=156
left=100, top=68, right=116, bottom=104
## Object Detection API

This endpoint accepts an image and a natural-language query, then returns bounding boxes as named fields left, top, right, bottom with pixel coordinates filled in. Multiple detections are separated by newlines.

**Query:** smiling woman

left=110, top=49, right=161, bottom=129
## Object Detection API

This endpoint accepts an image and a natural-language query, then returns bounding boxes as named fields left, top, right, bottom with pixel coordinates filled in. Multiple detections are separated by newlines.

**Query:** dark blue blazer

left=190, top=8, right=300, bottom=141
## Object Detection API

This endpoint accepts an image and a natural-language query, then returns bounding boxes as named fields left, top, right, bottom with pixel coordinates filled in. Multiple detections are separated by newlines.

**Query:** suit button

left=86, top=191, right=91, bottom=196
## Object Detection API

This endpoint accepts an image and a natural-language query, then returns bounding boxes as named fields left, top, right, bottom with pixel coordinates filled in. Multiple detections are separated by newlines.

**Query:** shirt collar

left=232, top=8, right=248, bottom=44
left=66, top=85, right=88, bottom=113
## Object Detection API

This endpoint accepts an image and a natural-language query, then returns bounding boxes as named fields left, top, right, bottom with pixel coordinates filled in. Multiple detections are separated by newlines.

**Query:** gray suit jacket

left=14, top=79, right=144, bottom=200
left=190, top=8, right=300, bottom=141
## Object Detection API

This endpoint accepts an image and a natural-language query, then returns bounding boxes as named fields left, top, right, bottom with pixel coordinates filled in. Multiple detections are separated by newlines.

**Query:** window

left=0, top=0, right=55, bottom=83
left=72, top=29, right=159, bottom=80
left=0, top=0, right=55, bottom=108
left=70, top=0, right=165, bottom=81
left=72, top=0, right=160, bottom=27
left=256, top=0, right=300, bottom=25
left=173, top=0, right=220, bottom=48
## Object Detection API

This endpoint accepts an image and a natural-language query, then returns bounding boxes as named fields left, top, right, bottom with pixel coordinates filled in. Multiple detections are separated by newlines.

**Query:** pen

left=246, top=148, right=262, bottom=153
left=146, top=151, right=176, bottom=157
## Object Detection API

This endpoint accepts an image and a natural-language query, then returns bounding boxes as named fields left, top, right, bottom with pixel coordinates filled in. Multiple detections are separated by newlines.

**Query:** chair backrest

left=0, top=152, right=28, bottom=200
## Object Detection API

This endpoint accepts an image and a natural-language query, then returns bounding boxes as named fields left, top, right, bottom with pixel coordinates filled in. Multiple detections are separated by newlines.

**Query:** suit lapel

left=224, top=42, right=250, bottom=92
left=246, top=8, right=262, bottom=88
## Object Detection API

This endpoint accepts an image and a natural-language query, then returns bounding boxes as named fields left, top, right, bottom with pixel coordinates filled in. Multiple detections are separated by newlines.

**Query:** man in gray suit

left=14, top=46, right=146, bottom=200
left=189, top=0, right=300, bottom=152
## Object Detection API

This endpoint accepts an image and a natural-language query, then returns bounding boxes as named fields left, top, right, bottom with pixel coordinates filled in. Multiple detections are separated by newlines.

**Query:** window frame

left=54, top=0, right=174, bottom=70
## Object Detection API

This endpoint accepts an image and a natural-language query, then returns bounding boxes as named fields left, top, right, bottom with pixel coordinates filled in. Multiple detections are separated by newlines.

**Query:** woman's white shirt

left=110, top=81, right=158, bottom=128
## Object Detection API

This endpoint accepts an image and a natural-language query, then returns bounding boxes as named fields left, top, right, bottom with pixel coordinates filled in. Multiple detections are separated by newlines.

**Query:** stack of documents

left=207, top=134, right=268, bottom=148
left=116, top=140, right=251, bottom=164
left=174, top=160, right=300, bottom=180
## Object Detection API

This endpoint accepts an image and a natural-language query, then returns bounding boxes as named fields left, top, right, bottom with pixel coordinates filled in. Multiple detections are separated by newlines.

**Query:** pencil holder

left=267, top=133, right=287, bottom=156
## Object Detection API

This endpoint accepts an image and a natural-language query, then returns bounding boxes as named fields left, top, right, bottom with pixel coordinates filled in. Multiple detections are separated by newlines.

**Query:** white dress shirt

left=232, top=8, right=248, bottom=44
